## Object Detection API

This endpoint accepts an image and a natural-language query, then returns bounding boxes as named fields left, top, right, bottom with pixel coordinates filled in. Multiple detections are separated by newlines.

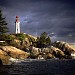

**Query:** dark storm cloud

left=0, top=0, right=75, bottom=42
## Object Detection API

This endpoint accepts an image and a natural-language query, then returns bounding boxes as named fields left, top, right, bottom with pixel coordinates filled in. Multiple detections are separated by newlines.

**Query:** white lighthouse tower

left=15, top=16, right=20, bottom=34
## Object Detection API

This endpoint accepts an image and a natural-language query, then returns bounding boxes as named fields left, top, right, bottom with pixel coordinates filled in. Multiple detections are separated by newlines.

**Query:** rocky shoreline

left=0, top=33, right=75, bottom=65
left=0, top=41, right=75, bottom=65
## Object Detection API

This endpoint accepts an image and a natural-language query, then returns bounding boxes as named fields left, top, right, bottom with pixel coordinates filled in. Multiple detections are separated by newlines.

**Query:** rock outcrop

left=0, top=33, right=36, bottom=50
left=53, top=41, right=75, bottom=55
left=0, top=49, right=10, bottom=65
left=50, top=46, right=65, bottom=59
left=28, top=46, right=64, bottom=59
left=29, top=46, right=40, bottom=58
left=0, top=46, right=30, bottom=65
left=0, top=41, right=75, bottom=64
left=0, top=46, right=30, bottom=59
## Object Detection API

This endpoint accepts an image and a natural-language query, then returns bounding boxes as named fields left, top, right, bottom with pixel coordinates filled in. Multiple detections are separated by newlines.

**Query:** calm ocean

left=0, top=59, right=75, bottom=75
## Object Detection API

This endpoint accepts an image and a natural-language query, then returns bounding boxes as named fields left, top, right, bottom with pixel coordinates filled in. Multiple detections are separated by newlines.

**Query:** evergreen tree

left=46, top=36, right=51, bottom=45
left=37, top=32, right=51, bottom=48
left=0, top=10, right=8, bottom=34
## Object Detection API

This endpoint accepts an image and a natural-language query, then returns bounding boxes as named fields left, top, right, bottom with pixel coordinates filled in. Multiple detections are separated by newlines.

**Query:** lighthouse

left=15, top=16, right=20, bottom=34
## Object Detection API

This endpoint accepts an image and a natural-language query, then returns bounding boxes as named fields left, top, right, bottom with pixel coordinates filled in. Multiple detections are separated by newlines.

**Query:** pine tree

left=46, top=36, right=51, bottom=45
left=0, top=10, right=8, bottom=34
left=37, top=32, right=51, bottom=48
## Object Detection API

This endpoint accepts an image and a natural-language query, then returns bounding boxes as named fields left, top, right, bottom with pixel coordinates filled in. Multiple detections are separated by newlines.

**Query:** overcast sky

left=0, top=0, right=75, bottom=43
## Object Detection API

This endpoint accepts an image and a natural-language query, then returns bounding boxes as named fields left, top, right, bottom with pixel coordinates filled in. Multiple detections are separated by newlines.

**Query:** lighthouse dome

left=16, top=16, right=19, bottom=18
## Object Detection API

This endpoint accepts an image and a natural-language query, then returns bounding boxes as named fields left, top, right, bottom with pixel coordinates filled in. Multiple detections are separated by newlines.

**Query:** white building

left=15, top=16, right=20, bottom=34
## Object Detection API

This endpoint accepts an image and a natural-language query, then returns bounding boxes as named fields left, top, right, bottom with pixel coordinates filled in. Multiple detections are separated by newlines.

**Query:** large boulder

left=41, top=48, right=53, bottom=54
left=50, top=46, right=65, bottom=59
left=43, top=53, right=55, bottom=59
left=53, top=41, right=75, bottom=55
left=29, top=46, right=40, bottom=58
left=0, top=49, right=10, bottom=65
left=0, top=46, right=30, bottom=59
left=38, top=55, right=44, bottom=59
left=20, top=38, right=31, bottom=49
left=46, top=53, right=55, bottom=59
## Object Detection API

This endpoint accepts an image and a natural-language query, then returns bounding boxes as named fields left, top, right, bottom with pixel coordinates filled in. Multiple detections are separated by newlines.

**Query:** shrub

left=0, top=34, right=14, bottom=41
left=15, top=33, right=26, bottom=41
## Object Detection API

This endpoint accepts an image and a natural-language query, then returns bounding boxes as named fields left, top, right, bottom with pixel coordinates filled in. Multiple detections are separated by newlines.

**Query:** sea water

left=0, top=59, right=75, bottom=75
